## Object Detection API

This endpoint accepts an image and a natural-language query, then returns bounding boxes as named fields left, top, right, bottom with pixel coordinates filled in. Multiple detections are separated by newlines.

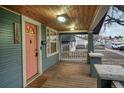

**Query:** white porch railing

left=60, top=50, right=87, bottom=62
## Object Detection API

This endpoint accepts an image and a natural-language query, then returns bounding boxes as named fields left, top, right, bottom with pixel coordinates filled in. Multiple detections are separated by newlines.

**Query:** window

left=46, top=27, right=59, bottom=57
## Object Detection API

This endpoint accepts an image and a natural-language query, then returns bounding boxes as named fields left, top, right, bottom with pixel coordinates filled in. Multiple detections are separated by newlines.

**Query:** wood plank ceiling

left=3, top=5, right=99, bottom=32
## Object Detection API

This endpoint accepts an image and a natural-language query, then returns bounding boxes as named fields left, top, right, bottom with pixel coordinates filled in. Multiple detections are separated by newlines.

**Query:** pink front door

left=25, top=22, right=38, bottom=80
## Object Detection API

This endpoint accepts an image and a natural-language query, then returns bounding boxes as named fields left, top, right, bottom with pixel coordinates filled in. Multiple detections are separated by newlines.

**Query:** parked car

left=112, top=43, right=120, bottom=49
left=112, top=42, right=124, bottom=49
left=119, top=45, right=124, bottom=50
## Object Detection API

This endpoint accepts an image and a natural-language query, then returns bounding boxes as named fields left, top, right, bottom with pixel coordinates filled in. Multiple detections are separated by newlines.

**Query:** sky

left=99, top=22, right=124, bottom=37
left=99, top=6, right=124, bottom=37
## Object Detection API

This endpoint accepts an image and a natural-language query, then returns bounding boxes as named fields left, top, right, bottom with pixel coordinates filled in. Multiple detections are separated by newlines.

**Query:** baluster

left=73, top=51, right=74, bottom=58
left=71, top=51, right=72, bottom=59
left=72, top=51, right=73, bottom=58
left=72, top=51, right=73, bottom=59
left=75, top=51, right=77, bottom=58
left=74, top=51, right=75, bottom=59
left=68, top=44, right=69, bottom=60
left=77, top=51, right=78, bottom=58
left=76, top=51, right=77, bottom=59
left=78, top=51, right=79, bottom=58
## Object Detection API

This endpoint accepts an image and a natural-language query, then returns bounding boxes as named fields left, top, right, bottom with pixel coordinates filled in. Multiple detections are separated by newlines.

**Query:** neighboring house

left=61, top=35, right=76, bottom=51
left=75, top=35, right=88, bottom=49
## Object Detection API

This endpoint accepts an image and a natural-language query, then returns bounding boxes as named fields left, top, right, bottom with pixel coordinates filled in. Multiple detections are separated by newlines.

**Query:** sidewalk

left=105, top=48, right=124, bottom=56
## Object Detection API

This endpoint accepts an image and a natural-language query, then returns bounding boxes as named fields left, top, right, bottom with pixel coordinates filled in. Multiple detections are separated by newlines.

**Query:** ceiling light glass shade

left=57, top=16, right=66, bottom=22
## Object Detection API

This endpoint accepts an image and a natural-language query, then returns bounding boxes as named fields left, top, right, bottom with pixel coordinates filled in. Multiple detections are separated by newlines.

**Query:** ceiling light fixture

left=70, top=27, right=75, bottom=31
left=70, top=25, right=75, bottom=28
left=70, top=25, right=76, bottom=31
left=57, top=16, right=66, bottom=22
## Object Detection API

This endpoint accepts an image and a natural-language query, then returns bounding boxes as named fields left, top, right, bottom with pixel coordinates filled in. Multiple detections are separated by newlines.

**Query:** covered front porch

left=26, top=48, right=124, bottom=88
left=29, top=61, right=96, bottom=88
left=0, top=5, right=124, bottom=88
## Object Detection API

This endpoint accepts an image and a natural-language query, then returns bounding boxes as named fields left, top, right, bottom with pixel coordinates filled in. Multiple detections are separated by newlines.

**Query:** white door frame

left=22, top=15, right=42, bottom=87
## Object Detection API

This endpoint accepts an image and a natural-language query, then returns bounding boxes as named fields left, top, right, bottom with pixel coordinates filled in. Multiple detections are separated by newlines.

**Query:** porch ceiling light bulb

left=70, top=28, right=75, bottom=31
left=57, top=16, right=66, bottom=22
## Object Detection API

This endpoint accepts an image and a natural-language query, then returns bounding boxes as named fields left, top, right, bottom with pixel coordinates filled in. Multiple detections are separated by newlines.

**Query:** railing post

left=89, top=53, right=104, bottom=77
left=87, top=32, right=94, bottom=64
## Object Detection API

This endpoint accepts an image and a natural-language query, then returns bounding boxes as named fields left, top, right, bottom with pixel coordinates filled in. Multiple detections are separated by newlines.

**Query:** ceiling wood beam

left=89, top=5, right=110, bottom=31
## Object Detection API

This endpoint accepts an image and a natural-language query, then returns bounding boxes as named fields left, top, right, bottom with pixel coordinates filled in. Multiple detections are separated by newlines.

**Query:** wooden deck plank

left=42, top=62, right=97, bottom=88
left=27, top=62, right=97, bottom=88
left=27, top=49, right=124, bottom=88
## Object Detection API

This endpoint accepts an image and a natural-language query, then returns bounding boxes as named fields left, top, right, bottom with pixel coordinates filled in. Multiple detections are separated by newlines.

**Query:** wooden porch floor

left=27, top=61, right=97, bottom=88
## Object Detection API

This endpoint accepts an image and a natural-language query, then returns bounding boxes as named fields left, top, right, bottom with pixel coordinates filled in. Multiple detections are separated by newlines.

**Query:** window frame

left=46, top=27, right=59, bottom=57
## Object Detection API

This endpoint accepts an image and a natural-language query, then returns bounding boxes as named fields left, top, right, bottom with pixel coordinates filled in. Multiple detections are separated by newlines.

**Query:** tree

left=109, top=36, right=112, bottom=40
left=114, top=36, right=119, bottom=40
left=103, top=6, right=124, bottom=31
left=118, top=35, right=123, bottom=40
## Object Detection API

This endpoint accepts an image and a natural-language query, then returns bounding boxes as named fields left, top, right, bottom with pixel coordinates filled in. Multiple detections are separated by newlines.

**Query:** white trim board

left=46, top=26, right=59, bottom=58
left=22, top=15, right=42, bottom=87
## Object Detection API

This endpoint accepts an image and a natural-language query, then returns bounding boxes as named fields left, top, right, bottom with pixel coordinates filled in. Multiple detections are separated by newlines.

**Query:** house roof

left=61, top=35, right=76, bottom=43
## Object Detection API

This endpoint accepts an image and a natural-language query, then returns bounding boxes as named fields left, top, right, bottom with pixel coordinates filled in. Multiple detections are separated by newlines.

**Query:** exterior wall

left=0, top=8, right=23, bottom=87
left=41, top=24, right=59, bottom=72
left=0, top=8, right=59, bottom=87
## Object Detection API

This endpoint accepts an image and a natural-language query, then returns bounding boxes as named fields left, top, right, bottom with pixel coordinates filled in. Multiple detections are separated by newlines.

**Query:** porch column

left=87, top=32, right=94, bottom=64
